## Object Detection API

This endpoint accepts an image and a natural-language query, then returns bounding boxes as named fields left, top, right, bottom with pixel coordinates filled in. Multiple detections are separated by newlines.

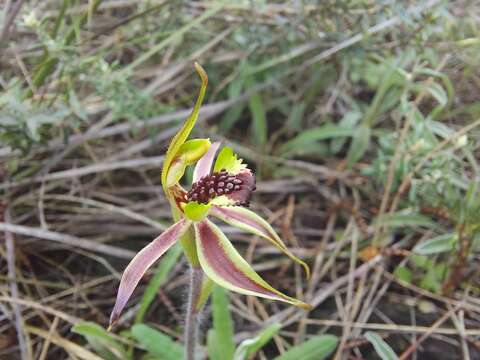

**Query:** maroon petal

left=109, top=219, right=191, bottom=327
left=194, top=219, right=311, bottom=309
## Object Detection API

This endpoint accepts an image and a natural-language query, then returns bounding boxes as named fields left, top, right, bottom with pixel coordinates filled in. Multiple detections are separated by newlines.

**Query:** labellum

left=186, top=169, right=255, bottom=206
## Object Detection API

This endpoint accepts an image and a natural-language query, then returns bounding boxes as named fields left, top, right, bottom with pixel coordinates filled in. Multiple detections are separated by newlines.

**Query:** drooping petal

left=193, top=141, right=221, bottom=183
left=109, top=219, right=191, bottom=327
left=210, top=205, right=310, bottom=278
left=194, top=219, right=311, bottom=310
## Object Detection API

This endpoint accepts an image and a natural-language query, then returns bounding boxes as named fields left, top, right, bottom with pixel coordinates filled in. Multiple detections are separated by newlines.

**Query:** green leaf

left=213, top=147, right=247, bottom=174
left=246, top=74, right=267, bottom=147
left=233, top=323, right=281, bottom=360
left=281, top=124, right=356, bottom=156
left=71, top=322, right=127, bottom=360
left=426, top=82, right=448, bottom=107
left=394, top=266, right=412, bottom=283
left=330, top=111, right=362, bottom=154
left=221, top=76, right=245, bottom=133
left=135, top=243, right=183, bottom=324
left=207, top=329, right=223, bottom=360
left=210, top=286, right=235, bottom=360
left=365, top=332, right=398, bottom=360
left=413, top=233, right=457, bottom=255
left=184, top=201, right=211, bottom=221
left=131, top=324, right=183, bottom=360
left=346, top=125, right=371, bottom=167
left=274, top=335, right=338, bottom=360
left=376, top=213, right=436, bottom=229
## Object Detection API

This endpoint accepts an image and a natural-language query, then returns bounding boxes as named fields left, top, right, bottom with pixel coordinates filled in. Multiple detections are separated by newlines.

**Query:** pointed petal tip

left=108, top=219, right=190, bottom=325
left=296, top=301, right=313, bottom=311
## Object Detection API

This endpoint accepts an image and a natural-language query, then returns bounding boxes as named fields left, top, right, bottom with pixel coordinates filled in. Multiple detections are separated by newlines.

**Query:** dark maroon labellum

left=186, top=170, right=252, bottom=205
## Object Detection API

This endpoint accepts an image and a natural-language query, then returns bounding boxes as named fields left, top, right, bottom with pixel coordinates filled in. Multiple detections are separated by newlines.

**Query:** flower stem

left=185, top=265, right=203, bottom=360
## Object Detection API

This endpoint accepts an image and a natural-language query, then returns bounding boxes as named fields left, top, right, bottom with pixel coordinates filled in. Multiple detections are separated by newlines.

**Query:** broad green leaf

left=184, top=201, right=211, bottom=221
left=131, top=324, right=183, bottom=360
left=213, top=147, right=247, bottom=174
left=135, top=243, right=183, bottom=324
left=413, top=233, right=457, bottom=255
left=346, top=125, right=371, bottom=167
left=275, top=335, right=338, bottom=360
left=71, top=322, right=127, bottom=360
left=365, top=332, right=398, bottom=360
left=208, top=286, right=235, bottom=360
left=233, top=323, right=281, bottom=360
left=161, top=63, right=208, bottom=192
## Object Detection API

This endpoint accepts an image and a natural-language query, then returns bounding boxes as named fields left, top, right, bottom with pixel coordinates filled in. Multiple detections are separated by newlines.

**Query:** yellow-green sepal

left=171, top=206, right=200, bottom=266
left=165, top=139, right=211, bottom=187
left=184, top=201, right=211, bottom=221
left=161, top=63, right=208, bottom=193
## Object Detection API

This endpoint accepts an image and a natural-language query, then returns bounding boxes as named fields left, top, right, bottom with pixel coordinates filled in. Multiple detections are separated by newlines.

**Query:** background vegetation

left=1, top=0, right=480, bottom=359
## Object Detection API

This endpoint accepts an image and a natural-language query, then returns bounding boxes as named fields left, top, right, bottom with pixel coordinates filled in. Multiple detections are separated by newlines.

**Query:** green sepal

left=196, top=277, right=214, bottom=311
left=165, top=139, right=211, bottom=187
left=213, top=147, right=247, bottom=174
left=161, top=63, right=208, bottom=193
left=184, top=201, right=211, bottom=221
left=171, top=206, right=199, bottom=266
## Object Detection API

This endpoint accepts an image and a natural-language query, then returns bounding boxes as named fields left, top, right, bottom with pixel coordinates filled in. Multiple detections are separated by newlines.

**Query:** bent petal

left=194, top=219, right=311, bottom=310
left=109, top=219, right=191, bottom=327
left=193, top=141, right=221, bottom=183
left=210, top=206, right=310, bottom=279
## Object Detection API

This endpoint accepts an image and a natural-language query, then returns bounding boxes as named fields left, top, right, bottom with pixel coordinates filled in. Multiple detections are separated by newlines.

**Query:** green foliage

left=71, top=322, right=127, bottom=360
left=274, top=335, right=338, bottom=360
left=131, top=324, right=183, bottom=360
left=365, top=332, right=398, bottom=360
left=207, top=286, right=235, bottom=360
left=233, top=323, right=281, bottom=360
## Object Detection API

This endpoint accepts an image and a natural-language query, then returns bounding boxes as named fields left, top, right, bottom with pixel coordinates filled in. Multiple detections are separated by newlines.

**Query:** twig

left=0, top=0, right=25, bottom=46
left=0, top=156, right=165, bottom=190
left=0, top=222, right=135, bottom=259
left=4, top=206, right=31, bottom=360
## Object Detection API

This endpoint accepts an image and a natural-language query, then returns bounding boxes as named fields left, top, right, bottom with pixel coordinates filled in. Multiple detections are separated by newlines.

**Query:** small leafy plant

left=107, top=63, right=311, bottom=359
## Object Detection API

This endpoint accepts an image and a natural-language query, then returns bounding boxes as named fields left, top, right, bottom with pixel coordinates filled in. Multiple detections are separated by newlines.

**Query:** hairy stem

left=185, top=266, right=203, bottom=360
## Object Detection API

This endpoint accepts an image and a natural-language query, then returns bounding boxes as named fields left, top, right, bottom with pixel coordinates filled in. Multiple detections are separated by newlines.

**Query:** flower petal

left=194, top=219, right=311, bottom=310
left=109, top=219, right=191, bottom=327
left=193, top=141, right=221, bottom=183
left=210, top=206, right=310, bottom=278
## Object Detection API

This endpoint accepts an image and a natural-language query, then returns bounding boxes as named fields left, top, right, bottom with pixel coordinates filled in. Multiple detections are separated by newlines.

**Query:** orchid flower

left=109, top=63, right=311, bottom=328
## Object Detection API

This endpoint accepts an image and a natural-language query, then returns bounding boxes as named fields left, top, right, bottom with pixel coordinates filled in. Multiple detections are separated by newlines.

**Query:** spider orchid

left=109, top=64, right=311, bottom=328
